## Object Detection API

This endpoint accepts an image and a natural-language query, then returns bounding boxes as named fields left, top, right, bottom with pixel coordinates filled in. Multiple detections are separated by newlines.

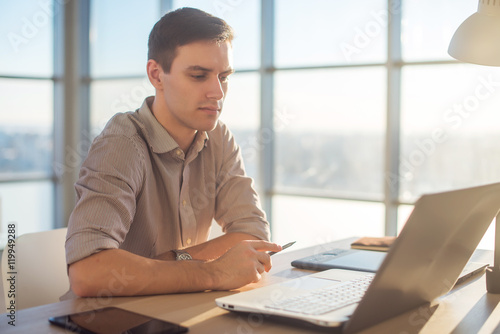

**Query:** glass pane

left=0, top=79, right=53, bottom=176
left=90, top=78, right=155, bottom=138
left=275, top=0, right=387, bottom=67
left=220, top=72, right=260, bottom=183
left=275, top=67, right=386, bottom=198
left=272, top=196, right=385, bottom=249
left=400, top=64, right=500, bottom=202
left=397, top=204, right=413, bottom=234
left=402, top=0, right=477, bottom=62
left=172, top=0, right=260, bottom=70
left=90, top=0, right=159, bottom=77
left=0, top=181, right=54, bottom=246
left=0, top=0, right=53, bottom=77
left=479, top=220, right=495, bottom=250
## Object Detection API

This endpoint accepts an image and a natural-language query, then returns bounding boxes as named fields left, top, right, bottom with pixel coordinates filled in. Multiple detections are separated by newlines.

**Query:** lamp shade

left=448, top=0, right=500, bottom=66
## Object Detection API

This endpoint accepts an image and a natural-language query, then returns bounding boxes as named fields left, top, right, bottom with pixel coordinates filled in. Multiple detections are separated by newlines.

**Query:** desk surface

left=1, top=238, right=500, bottom=334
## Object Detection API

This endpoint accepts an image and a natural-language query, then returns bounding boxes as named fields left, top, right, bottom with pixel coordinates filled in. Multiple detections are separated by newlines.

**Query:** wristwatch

left=173, top=249, right=192, bottom=261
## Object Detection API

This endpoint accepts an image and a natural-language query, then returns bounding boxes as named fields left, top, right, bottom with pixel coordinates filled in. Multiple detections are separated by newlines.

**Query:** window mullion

left=53, top=0, right=91, bottom=228
left=384, top=0, right=402, bottom=236
left=260, top=0, right=275, bottom=226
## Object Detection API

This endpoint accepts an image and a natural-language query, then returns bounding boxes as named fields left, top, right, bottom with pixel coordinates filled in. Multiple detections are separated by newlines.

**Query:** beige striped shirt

left=65, top=97, right=270, bottom=265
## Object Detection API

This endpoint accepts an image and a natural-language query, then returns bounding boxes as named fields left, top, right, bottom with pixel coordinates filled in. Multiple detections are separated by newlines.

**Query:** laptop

left=216, top=183, right=500, bottom=333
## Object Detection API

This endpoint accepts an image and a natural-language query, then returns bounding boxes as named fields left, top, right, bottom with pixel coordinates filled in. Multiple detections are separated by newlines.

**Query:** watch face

left=177, top=252, right=192, bottom=261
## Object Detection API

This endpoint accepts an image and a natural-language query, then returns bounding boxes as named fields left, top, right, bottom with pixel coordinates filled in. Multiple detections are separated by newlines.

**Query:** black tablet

left=49, top=307, right=188, bottom=334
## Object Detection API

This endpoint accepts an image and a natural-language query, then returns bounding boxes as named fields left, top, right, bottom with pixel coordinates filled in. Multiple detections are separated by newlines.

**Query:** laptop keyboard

left=264, top=274, right=374, bottom=315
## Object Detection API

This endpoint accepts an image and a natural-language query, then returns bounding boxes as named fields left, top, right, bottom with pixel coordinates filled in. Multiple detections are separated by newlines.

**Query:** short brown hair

left=148, top=7, right=234, bottom=72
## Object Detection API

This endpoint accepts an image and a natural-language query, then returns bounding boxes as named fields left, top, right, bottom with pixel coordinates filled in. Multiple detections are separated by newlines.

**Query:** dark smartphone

left=48, top=307, right=188, bottom=334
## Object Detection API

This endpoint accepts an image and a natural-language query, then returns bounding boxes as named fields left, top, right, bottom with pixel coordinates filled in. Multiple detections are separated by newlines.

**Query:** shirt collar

left=193, top=130, right=209, bottom=153
left=137, top=97, right=209, bottom=154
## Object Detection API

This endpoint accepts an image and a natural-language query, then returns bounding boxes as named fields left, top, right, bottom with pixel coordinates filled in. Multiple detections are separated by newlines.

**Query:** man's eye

left=191, top=75, right=206, bottom=80
left=220, top=76, right=229, bottom=83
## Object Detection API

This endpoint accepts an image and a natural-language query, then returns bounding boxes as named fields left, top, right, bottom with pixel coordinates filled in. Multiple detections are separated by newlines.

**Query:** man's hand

left=69, top=239, right=281, bottom=297
left=207, top=240, right=281, bottom=290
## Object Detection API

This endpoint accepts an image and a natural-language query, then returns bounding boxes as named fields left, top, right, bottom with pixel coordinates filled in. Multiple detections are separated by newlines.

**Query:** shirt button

left=182, top=200, right=187, bottom=207
left=176, top=149, right=182, bottom=156
left=186, top=238, right=192, bottom=245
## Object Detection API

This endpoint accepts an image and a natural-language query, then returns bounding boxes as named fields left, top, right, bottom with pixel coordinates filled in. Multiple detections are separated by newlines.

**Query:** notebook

left=290, top=246, right=487, bottom=286
left=216, top=182, right=499, bottom=333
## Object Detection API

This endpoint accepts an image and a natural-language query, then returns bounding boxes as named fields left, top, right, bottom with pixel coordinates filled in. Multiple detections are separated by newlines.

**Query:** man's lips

left=199, top=105, right=220, bottom=113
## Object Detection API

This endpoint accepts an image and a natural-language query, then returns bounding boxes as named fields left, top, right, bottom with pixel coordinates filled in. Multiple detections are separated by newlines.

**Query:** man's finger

left=247, top=240, right=282, bottom=252
left=255, top=250, right=273, bottom=272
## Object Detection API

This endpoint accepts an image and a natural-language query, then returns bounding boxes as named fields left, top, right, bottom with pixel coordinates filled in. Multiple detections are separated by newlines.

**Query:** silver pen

left=268, top=241, right=296, bottom=256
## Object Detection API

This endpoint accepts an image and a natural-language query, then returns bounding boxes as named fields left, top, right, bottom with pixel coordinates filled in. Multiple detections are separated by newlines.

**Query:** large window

left=400, top=0, right=496, bottom=249
left=0, top=0, right=55, bottom=241
left=1, top=0, right=497, bottom=250
left=271, top=0, right=389, bottom=245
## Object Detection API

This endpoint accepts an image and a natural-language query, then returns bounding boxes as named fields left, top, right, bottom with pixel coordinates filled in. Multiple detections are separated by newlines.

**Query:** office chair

left=1, top=227, right=69, bottom=311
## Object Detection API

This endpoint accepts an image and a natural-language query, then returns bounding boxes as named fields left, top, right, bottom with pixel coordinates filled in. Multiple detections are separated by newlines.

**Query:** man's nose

left=206, top=77, right=225, bottom=100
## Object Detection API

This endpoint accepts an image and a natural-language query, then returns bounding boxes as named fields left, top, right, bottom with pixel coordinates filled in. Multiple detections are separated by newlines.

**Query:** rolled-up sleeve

left=65, top=133, right=145, bottom=265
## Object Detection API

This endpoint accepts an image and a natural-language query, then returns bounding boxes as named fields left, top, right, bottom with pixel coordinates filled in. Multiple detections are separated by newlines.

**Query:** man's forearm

left=188, top=232, right=260, bottom=260
left=155, top=232, right=260, bottom=261
left=68, top=249, right=215, bottom=297
left=68, top=240, right=282, bottom=297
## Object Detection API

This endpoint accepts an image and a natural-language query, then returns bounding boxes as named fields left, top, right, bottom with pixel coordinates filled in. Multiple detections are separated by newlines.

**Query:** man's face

left=157, top=40, right=234, bottom=133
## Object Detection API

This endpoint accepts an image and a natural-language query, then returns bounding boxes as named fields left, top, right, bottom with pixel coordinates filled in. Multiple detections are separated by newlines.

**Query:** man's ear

left=147, top=59, right=164, bottom=90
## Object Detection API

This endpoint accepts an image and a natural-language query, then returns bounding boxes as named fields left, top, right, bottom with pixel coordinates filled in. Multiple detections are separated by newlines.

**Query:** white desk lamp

left=448, top=0, right=500, bottom=293
left=449, top=0, right=500, bottom=66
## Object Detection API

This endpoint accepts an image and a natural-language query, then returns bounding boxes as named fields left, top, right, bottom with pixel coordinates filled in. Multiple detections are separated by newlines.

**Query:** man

left=65, top=7, right=280, bottom=297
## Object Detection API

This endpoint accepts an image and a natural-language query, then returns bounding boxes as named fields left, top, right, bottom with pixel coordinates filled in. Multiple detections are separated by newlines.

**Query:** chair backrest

left=2, top=228, right=69, bottom=311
